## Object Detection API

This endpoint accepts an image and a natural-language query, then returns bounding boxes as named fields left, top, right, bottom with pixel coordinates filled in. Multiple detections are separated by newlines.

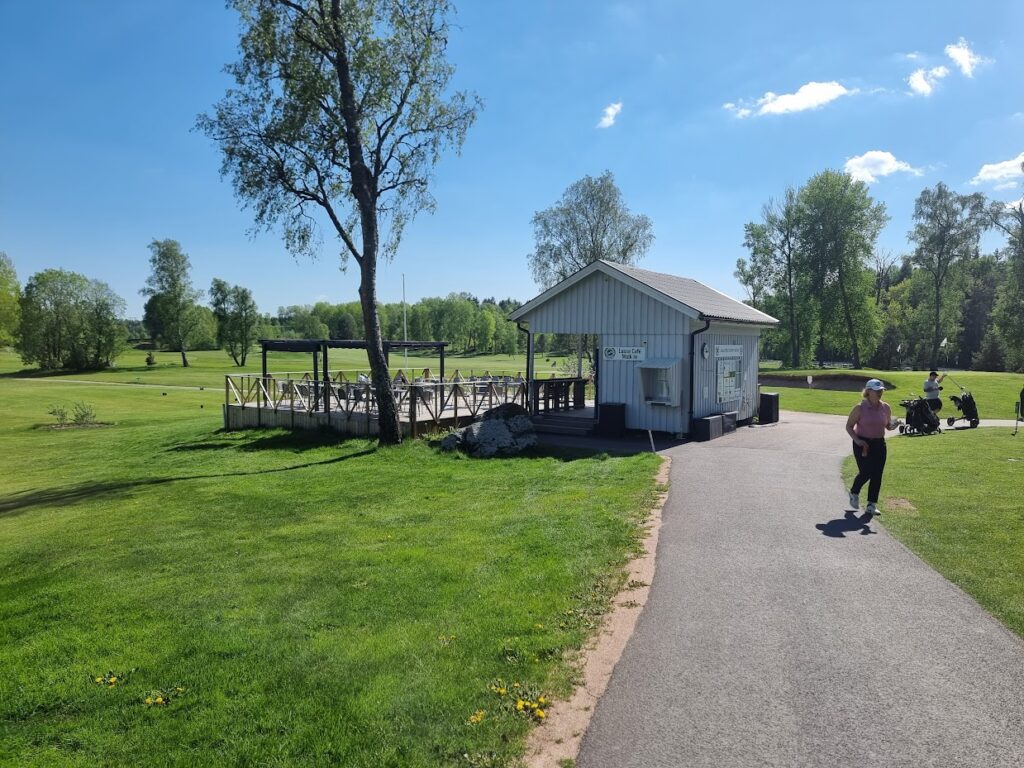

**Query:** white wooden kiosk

left=509, top=260, right=778, bottom=438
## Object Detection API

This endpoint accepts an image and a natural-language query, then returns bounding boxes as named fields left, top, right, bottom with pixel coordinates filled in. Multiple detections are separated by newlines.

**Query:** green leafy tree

left=528, top=170, right=654, bottom=290
left=738, top=188, right=809, bottom=366
left=908, top=182, right=989, bottom=369
left=17, top=269, right=126, bottom=370
left=798, top=170, right=888, bottom=367
left=198, top=0, right=480, bottom=445
left=210, top=278, right=261, bottom=365
left=991, top=198, right=1024, bottom=370
left=141, top=239, right=203, bottom=367
left=0, top=252, right=20, bottom=347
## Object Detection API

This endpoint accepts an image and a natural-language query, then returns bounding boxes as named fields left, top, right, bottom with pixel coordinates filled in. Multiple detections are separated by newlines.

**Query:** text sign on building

left=715, top=344, right=743, bottom=358
left=603, top=346, right=646, bottom=361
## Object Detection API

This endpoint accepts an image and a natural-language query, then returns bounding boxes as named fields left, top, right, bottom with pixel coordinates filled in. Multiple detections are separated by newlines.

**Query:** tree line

left=736, top=168, right=1024, bottom=372
left=0, top=239, right=544, bottom=372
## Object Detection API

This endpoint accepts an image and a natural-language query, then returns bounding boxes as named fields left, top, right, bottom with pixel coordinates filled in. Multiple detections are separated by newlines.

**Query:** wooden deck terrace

left=224, top=373, right=532, bottom=437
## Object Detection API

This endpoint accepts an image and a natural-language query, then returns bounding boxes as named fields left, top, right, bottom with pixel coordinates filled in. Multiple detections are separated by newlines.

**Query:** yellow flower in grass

left=145, top=697, right=153, bottom=706
left=155, top=697, right=164, bottom=705
left=108, top=677, right=117, bottom=684
left=468, top=710, right=485, bottom=725
left=95, top=677, right=103, bottom=684
left=516, top=699, right=525, bottom=712
left=538, top=696, right=548, bottom=706
left=536, top=709, right=546, bottom=720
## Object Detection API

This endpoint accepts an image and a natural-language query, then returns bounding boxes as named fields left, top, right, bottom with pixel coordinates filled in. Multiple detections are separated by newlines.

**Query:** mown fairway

left=843, top=427, right=1024, bottom=638
left=760, top=368, right=1024, bottom=420
left=0, top=353, right=660, bottom=767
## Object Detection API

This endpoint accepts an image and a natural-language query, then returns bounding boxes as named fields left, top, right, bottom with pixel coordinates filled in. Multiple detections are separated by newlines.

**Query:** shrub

left=47, top=405, right=69, bottom=426
left=72, top=402, right=96, bottom=425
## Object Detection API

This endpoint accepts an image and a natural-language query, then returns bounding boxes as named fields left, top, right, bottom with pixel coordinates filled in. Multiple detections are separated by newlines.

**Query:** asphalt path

left=578, top=411, right=1024, bottom=767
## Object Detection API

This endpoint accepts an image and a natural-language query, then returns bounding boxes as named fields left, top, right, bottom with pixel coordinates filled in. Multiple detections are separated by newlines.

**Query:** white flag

left=897, top=343, right=902, bottom=353
left=940, top=337, right=948, bottom=348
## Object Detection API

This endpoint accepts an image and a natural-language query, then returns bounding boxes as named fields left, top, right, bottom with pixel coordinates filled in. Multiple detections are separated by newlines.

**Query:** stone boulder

left=438, top=402, right=536, bottom=458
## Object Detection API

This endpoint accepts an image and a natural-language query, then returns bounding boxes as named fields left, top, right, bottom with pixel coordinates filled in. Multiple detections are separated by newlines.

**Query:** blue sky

left=1, top=1, right=1022, bottom=319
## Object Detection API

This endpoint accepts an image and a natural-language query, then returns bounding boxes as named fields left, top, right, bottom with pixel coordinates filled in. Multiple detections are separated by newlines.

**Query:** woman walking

left=846, top=378, right=900, bottom=517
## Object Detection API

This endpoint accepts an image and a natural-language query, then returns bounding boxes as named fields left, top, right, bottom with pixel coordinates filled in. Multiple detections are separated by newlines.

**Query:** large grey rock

left=438, top=403, right=536, bottom=457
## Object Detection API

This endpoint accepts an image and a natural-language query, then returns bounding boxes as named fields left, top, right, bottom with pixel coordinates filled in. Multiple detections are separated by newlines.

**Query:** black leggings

left=851, top=438, right=887, bottom=504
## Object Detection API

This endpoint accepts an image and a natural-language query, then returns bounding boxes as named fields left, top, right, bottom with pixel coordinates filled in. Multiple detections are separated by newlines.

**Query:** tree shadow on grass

left=816, top=510, right=878, bottom=537
left=167, top=430, right=368, bottom=454
left=0, top=447, right=377, bottom=519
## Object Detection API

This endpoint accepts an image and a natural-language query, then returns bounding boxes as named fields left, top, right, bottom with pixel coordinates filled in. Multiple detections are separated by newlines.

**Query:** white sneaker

left=865, top=503, right=880, bottom=516
left=848, top=492, right=860, bottom=510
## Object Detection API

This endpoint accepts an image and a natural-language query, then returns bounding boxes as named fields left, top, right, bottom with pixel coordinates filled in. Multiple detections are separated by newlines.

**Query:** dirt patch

left=886, top=497, right=919, bottom=515
left=39, top=423, right=113, bottom=430
left=522, top=456, right=672, bottom=767
left=759, top=373, right=898, bottom=392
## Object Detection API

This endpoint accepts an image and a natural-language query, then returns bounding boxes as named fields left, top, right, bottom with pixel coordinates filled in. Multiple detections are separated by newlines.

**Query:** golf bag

left=899, top=396, right=941, bottom=435
left=947, top=388, right=980, bottom=428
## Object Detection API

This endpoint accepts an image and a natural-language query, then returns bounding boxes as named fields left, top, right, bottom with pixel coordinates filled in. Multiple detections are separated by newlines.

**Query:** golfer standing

left=846, top=378, right=899, bottom=517
left=923, top=370, right=946, bottom=412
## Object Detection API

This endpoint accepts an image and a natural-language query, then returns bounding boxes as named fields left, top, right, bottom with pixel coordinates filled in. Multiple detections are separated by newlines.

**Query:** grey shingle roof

left=604, top=261, right=778, bottom=325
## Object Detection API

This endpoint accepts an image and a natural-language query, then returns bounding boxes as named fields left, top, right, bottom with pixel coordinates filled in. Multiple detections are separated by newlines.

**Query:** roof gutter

left=688, top=316, right=712, bottom=427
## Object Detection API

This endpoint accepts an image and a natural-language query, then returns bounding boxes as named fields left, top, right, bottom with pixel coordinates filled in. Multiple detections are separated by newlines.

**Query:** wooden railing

left=225, top=373, right=528, bottom=436
left=531, top=377, right=588, bottom=415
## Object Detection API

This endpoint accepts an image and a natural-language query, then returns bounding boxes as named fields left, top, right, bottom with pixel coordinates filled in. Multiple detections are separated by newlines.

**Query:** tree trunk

left=786, top=258, right=799, bottom=367
left=360, top=257, right=402, bottom=445
left=930, top=274, right=942, bottom=370
left=836, top=267, right=861, bottom=368
left=180, top=349, right=190, bottom=367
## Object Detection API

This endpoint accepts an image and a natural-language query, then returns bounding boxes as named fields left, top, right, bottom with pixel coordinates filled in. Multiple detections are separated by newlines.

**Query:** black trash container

left=598, top=402, right=626, bottom=438
left=759, top=391, right=780, bottom=424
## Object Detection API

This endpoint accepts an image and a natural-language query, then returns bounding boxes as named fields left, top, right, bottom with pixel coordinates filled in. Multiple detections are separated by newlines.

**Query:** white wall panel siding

left=524, top=272, right=687, bottom=336
left=691, top=323, right=762, bottom=422
left=598, top=329, right=688, bottom=434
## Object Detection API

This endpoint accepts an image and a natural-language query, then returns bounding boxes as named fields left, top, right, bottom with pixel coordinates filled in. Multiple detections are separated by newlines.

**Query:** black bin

left=759, top=392, right=780, bottom=424
left=691, top=415, right=723, bottom=442
left=598, top=402, right=626, bottom=437
left=721, top=411, right=738, bottom=433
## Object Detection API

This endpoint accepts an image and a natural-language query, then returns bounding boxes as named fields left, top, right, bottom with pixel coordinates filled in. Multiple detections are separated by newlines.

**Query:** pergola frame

left=259, top=338, right=449, bottom=381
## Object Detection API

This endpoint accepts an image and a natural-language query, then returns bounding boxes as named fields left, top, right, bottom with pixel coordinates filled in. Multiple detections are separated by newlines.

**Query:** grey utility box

left=759, top=392, right=780, bottom=424
left=721, top=411, right=738, bottom=433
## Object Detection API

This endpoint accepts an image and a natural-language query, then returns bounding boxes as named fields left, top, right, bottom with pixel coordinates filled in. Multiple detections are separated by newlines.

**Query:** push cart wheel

left=947, top=417, right=955, bottom=427
left=899, top=425, right=906, bottom=434
left=970, top=419, right=979, bottom=428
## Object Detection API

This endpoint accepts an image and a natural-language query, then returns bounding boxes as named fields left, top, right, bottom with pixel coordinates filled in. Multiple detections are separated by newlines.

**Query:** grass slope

left=0, top=376, right=660, bottom=767
left=844, top=429, right=1024, bottom=638
left=761, top=368, right=1024, bottom=420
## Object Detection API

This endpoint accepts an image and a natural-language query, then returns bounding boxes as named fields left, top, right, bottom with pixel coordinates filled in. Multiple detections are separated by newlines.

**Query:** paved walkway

left=578, top=411, right=1024, bottom=767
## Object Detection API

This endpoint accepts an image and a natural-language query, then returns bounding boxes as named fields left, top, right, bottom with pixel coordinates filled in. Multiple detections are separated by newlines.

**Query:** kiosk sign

left=603, top=346, right=646, bottom=361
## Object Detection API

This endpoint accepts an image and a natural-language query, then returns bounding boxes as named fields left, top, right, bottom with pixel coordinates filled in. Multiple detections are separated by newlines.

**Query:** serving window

left=638, top=358, right=682, bottom=406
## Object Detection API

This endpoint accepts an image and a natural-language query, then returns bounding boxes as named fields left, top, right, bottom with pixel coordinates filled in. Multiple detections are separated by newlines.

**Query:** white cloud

left=994, top=181, right=1019, bottom=191
left=1005, top=197, right=1024, bottom=211
left=945, top=37, right=984, bottom=77
left=844, top=150, right=922, bottom=183
left=757, top=81, right=854, bottom=115
left=970, top=152, right=1024, bottom=185
left=596, top=102, right=622, bottom=128
left=724, top=81, right=855, bottom=118
left=722, top=102, right=753, bottom=119
left=907, top=66, right=948, bottom=96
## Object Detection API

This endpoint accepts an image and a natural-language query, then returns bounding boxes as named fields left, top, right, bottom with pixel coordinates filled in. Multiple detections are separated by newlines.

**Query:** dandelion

left=536, top=709, right=546, bottom=720
left=516, top=699, right=525, bottom=711
left=538, top=696, right=548, bottom=706
left=468, top=709, right=485, bottom=724
left=108, top=677, right=117, bottom=684
left=95, top=677, right=103, bottom=684
left=145, top=697, right=153, bottom=705
left=155, top=697, right=164, bottom=705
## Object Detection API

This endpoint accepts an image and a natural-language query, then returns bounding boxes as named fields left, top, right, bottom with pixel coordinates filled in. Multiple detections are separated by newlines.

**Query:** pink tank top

left=854, top=399, right=891, bottom=439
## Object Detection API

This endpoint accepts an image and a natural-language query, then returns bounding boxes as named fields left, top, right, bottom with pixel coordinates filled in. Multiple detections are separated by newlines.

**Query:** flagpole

left=403, top=273, right=408, bottom=375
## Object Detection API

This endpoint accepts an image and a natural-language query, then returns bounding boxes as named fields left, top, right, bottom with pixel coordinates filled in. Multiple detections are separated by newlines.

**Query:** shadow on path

left=816, top=510, right=878, bottom=537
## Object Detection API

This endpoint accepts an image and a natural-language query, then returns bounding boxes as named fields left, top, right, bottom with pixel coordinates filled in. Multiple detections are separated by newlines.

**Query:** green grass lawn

left=760, top=368, right=1024, bottom=420
left=843, top=429, right=1024, bottom=638
left=0, top=373, right=660, bottom=767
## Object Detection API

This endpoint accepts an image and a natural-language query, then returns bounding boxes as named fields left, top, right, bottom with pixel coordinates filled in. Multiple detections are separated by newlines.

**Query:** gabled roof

left=509, top=260, right=778, bottom=326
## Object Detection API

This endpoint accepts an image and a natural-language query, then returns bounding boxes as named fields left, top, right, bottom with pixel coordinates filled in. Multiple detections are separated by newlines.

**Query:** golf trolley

left=1015, top=386, right=1024, bottom=437
left=899, top=396, right=942, bottom=435
left=946, top=383, right=980, bottom=429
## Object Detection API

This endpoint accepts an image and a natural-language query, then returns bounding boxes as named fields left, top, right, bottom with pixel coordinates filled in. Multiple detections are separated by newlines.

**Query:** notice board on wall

left=716, top=357, right=742, bottom=403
